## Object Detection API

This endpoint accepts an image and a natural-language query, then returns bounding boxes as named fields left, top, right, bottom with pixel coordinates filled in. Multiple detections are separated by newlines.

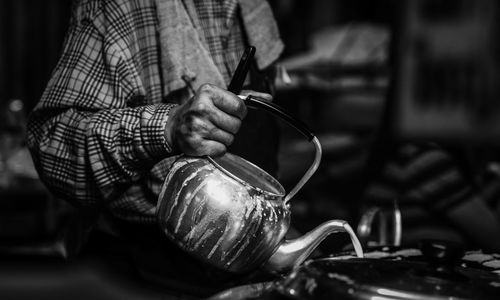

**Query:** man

left=27, top=0, right=283, bottom=224
left=27, top=0, right=284, bottom=291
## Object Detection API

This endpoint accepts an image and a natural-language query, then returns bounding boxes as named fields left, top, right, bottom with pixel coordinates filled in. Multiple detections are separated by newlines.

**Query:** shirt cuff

left=141, top=103, right=177, bottom=158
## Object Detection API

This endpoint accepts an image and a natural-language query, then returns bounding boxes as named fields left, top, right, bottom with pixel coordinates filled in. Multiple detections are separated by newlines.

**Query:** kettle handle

left=241, top=95, right=322, bottom=204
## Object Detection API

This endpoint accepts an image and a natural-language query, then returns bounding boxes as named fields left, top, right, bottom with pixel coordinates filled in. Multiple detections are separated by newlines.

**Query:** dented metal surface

left=157, top=153, right=290, bottom=273
left=156, top=152, right=361, bottom=274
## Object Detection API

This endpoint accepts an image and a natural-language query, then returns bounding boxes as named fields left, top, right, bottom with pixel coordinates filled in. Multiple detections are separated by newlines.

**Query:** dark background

left=0, top=0, right=72, bottom=112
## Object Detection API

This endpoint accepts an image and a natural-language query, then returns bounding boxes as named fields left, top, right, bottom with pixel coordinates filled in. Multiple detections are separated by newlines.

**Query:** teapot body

left=157, top=153, right=290, bottom=273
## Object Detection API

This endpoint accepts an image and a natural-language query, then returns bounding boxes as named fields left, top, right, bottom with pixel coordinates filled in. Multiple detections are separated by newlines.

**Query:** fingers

left=190, top=84, right=245, bottom=134
left=165, top=84, right=269, bottom=157
left=207, top=107, right=242, bottom=134
left=176, top=135, right=228, bottom=157
left=167, top=84, right=243, bottom=157
left=175, top=117, right=233, bottom=157
left=180, top=115, right=234, bottom=145
left=208, top=127, right=234, bottom=145
left=199, top=84, right=247, bottom=119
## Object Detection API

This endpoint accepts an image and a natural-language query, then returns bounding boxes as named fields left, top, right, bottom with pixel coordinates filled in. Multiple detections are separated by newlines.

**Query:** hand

left=165, top=84, right=247, bottom=157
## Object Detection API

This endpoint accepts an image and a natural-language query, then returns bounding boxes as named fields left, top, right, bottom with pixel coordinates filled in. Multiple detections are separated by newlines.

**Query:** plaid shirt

left=27, top=0, right=253, bottom=224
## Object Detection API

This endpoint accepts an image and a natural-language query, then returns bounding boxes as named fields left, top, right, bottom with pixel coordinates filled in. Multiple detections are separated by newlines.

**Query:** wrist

left=139, top=103, right=178, bottom=159
left=163, top=105, right=180, bottom=154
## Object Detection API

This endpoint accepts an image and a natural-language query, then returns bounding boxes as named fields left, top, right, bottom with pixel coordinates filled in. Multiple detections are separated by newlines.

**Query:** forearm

left=25, top=3, right=176, bottom=211
left=27, top=103, right=176, bottom=208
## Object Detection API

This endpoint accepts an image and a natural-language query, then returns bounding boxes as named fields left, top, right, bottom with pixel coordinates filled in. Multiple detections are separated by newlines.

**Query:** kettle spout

left=263, top=220, right=364, bottom=273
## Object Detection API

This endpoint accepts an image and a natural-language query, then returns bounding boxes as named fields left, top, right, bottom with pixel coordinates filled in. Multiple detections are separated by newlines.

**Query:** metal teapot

left=156, top=96, right=363, bottom=274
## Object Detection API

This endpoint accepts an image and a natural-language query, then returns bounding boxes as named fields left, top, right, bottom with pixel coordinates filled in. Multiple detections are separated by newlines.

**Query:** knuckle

left=180, top=114, right=196, bottom=130
left=194, top=141, right=225, bottom=157
left=208, top=126, right=219, bottom=136
left=226, top=134, right=234, bottom=145
left=227, top=118, right=241, bottom=134
left=193, top=101, right=211, bottom=115
left=235, top=100, right=247, bottom=118
left=199, top=83, right=215, bottom=94
left=211, top=143, right=227, bottom=156
left=233, top=120, right=241, bottom=132
left=178, top=121, right=204, bottom=144
left=183, top=113, right=205, bottom=128
left=185, top=137, right=204, bottom=155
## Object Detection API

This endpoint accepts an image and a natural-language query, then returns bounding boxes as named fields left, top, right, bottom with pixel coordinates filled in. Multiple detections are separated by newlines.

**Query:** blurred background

left=2, top=0, right=500, bottom=298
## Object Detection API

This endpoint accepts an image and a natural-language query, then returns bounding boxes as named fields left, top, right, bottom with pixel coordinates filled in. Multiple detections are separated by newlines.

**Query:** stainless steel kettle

left=156, top=96, right=362, bottom=274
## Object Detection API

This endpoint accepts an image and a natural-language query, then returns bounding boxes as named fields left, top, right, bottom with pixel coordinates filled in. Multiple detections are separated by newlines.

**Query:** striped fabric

left=362, top=143, right=500, bottom=246
left=365, top=144, right=475, bottom=212
left=194, top=0, right=246, bottom=83
left=27, top=0, right=252, bottom=224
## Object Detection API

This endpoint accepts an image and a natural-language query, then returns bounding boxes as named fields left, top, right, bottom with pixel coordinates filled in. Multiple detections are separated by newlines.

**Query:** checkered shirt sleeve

left=27, top=0, right=176, bottom=222
left=27, top=0, right=261, bottom=224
